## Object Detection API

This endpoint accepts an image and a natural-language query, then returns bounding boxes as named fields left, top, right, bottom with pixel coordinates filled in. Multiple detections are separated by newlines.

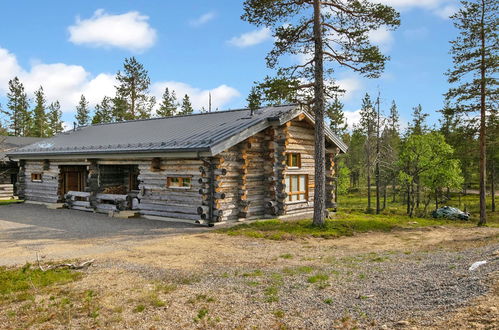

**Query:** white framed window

left=285, top=174, right=308, bottom=202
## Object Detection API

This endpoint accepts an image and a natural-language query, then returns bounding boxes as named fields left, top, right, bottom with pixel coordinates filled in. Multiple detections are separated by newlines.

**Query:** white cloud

left=372, top=0, right=458, bottom=18
left=0, top=47, right=116, bottom=111
left=68, top=9, right=157, bottom=52
left=189, top=11, right=216, bottom=27
left=336, top=77, right=363, bottom=101
left=152, top=82, right=240, bottom=111
left=343, top=109, right=362, bottom=129
left=0, top=46, right=240, bottom=114
left=228, top=27, right=272, bottom=48
left=433, top=5, right=459, bottom=19
left=368, top=27, right=394, bottom=52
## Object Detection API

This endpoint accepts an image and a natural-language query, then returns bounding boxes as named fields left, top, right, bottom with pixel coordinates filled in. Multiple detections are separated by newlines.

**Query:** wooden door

left=60, top=166, right=87, bottom=196
left=66, top=171, right=81, bottom=192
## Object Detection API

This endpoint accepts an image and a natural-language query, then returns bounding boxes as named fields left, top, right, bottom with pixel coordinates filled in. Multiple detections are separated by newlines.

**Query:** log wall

left=137, top=159, right=204, bottom=220
left=215, top=130, right=272, bottom=221
left=22, top=160, right=60, bottom=203
left=283, top=117, right=316, bottom=215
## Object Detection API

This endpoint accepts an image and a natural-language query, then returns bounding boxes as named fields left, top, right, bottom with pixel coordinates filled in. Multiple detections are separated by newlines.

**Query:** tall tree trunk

left=312, top=0, right=326, bottom=226
left=435, top=188, right=439, bottom=210
left=375, top=94, right=381, bottom=214
left=491, top=159, right=496, bottom=212
left=478, top=0, right=487, bottom=226
left=334, top=158, right=338, bottom=205
left=367, top=168, right=371, bottom=212
left=383, top=183, right=387, bottom=210
left=392, top=177, right=396, bottom=203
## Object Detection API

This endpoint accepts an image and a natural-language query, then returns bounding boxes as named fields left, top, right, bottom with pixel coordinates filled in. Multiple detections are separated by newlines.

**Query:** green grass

left=217, top=192, right=498, bottom=240
left=0, top=264, right=81, bottom=297
left=0, top=199, right=23, bottom=205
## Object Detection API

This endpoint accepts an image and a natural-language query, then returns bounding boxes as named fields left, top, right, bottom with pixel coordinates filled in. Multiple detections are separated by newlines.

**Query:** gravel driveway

left=0, top=203, right=207, bottom=266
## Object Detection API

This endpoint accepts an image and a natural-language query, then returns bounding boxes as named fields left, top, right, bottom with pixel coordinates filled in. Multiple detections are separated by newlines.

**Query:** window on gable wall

left=286, top=153, right=301, bottom=168
left=167, top=176, right=191, bottom=188
left=285, top=174, right=308, bottom=202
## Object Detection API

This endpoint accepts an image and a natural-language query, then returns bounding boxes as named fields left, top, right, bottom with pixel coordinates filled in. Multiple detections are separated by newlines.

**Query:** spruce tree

left=445, top=0, right=498, bottom=226
left=112, top=95, right=130, bottom=122
left=326, top=95, right=347, bottom=137
left=408, top=104, right=429, bottom=136
left=359, top=93, right=377, bottom=212
left=386, top=100, right=401, bottom=202
left=92, top=96, right=114, bottom=124
left=47, top=101, right=63, bottom=136
left=31, top=86, right=47, bottom=137
left=75, top=94, right=90, bottom=126
left=6, top=77, right=30, bottom=136
left=179, top=94, right=194, bottom=115
left=247, top=86, right=262, bottom=113
left=115, top=57, right=152, bottom=119
left=157, top=88, right=178, bottom=117
left=242, top=0, right=400, bottom=225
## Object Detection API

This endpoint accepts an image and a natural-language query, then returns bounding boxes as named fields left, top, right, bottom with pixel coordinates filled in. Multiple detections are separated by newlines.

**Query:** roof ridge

left=82, top=104, right=298, bottom=129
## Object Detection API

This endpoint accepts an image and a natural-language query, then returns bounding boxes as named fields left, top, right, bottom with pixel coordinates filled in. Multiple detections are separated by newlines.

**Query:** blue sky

left=0, top=0, right=460, bottom=129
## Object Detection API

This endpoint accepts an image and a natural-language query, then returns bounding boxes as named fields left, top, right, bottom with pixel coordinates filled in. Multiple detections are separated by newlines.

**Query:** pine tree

left=92, top=96, right=114, bottom=124
left=247, top=86, right=262, bottom=113
left=157, top=88, right=178, bottom=117
left=47, top=101, right=63, bottom=136
left=408, top=104, right=429, bottom=136
left=115, top=57, right=152, bottom=119
left=112, top=95, right=130, bottom=122
left=386, top=100, right=401, bottom=202
left=31, top=86, right=47, bottom=137
left=6, top=77, right=30, bottom=136
left=388, top=101, right=400, bottom=136
left=445, top=0, right=498, bottom=226
left=179, top=94, right=194, bottom=115
left=326, top=95, right=347, bottom=137
left=75, top=94, right=90, bottom=127
left=359, top=93, right=377, bottom=212
left=242, top=0, right=400, bottom=225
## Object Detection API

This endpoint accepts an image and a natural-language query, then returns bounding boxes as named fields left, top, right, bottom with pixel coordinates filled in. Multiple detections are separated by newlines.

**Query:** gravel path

left=0, top=203, right=208, bottom=265
left=92, top=236, right=498, bottom=328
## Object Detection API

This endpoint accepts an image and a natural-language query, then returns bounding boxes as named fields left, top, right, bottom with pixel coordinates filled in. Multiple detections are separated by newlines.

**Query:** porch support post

left=16, top=160, right=26, bottom=200
left=86, top=159, right=99, bottom=209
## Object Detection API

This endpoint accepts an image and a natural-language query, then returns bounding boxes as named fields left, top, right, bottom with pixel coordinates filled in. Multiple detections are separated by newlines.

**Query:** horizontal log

left=139, top=210, right=200, bottom=221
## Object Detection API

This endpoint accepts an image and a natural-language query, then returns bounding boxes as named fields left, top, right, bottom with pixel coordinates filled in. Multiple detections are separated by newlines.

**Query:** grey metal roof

left=8, top=105, right=347, bottom=158
left=1, top=136, right=44, bottom=161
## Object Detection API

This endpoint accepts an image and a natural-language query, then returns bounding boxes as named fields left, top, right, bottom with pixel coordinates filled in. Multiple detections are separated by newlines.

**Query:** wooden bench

left=64, top=191, right=92, bottom=211
left=95, top=193, right=129, bottom=213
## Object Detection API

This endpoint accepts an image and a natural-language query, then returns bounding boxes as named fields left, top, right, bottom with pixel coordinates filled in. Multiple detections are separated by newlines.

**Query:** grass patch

left=194, top=308, right=209, bottom=323
left=0, top=199, right=24, bottom=205
left=0, top=264, right=81, bottom=297
left=242, top=269, right=264, bottom=277
left=218, top=192, right=497, bottom=241
left=133, top=304, right=145, bottom=313
left=307, top=273, right=329, bottom=283
left=279, top=253, right=293, bottom=259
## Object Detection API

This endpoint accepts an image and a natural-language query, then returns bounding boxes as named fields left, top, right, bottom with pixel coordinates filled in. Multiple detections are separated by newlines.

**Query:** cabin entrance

left=60, top=166, right=87, bottom=196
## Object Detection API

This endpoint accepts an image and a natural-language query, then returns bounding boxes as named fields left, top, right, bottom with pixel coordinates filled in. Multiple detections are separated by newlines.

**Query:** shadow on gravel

left=0, top=203, right=208, bottom=242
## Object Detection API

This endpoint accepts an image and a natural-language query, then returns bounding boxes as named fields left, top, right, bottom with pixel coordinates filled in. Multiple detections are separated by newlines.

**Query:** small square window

left=31, top=173, right=43, bottom=182
left=286, top=153, right=301, bottom=168
left=167, top=176, right=191, bottom=188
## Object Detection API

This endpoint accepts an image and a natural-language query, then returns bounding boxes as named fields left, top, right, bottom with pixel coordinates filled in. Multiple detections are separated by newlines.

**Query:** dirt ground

left=1, top=223, right=498, bottom=329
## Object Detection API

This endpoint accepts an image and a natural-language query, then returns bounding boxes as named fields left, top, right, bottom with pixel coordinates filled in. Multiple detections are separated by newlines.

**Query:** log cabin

left=7, top=105, right=347, bottom=224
